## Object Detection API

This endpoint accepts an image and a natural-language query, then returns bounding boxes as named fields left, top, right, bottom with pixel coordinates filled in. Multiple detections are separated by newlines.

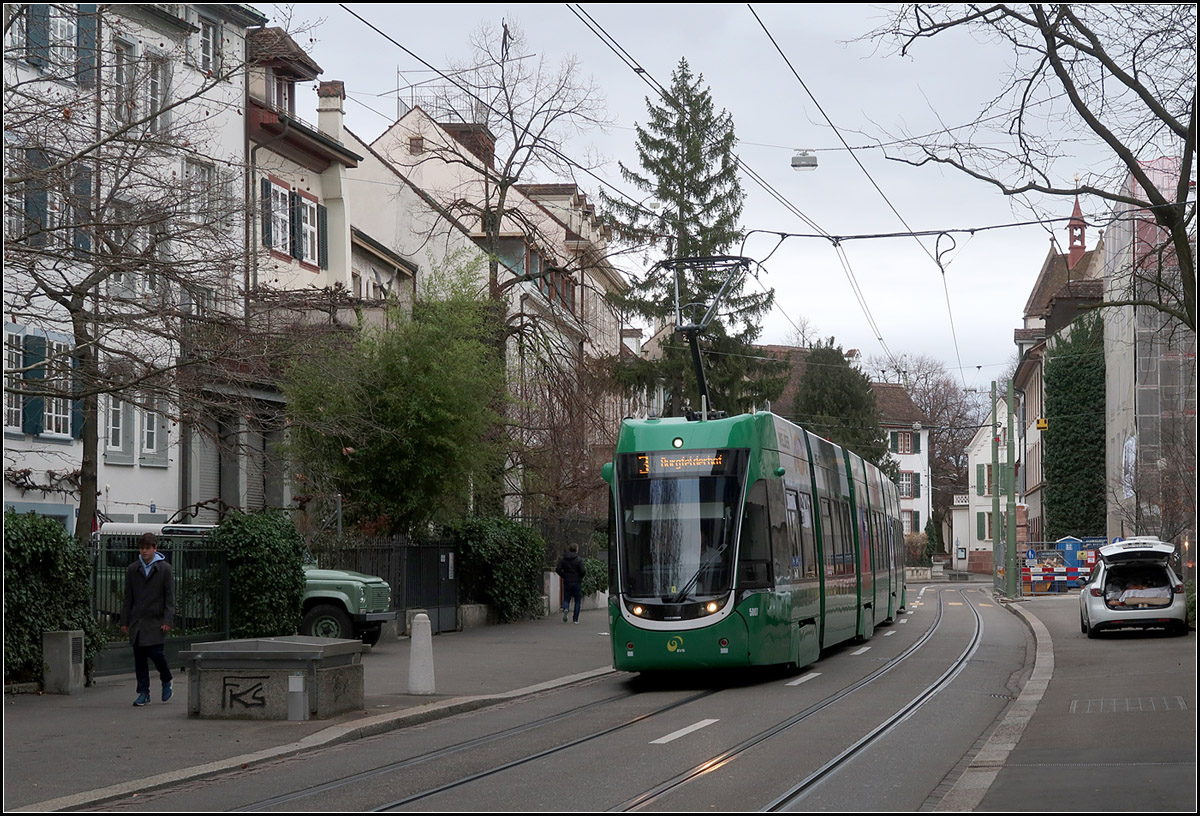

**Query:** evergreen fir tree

left=793, top=340, right=893, bottom=474
left=602, top=58, right=784, bottom=416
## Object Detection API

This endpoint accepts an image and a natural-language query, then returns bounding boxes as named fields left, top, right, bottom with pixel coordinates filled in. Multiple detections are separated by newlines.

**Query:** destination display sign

left=619, top=448, right=745, bottom=479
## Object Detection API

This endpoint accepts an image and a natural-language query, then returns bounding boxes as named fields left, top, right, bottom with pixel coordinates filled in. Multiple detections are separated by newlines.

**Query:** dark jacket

left=120, top=555, right=175, bottom=647
left=556, top=551, right=586, bottom=585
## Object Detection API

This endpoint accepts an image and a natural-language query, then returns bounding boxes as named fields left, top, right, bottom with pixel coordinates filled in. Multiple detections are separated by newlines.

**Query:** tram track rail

left=615, top=588, right=983, bottom=811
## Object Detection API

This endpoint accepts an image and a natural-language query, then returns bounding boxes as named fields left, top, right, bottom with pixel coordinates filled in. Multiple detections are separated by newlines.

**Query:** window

left=267, top=69, right=293, bottom=114
left=266, top=180, right=289, bottom=252
left=106, top=395, right=123, bottom=449
left=260, top=178, right=328, bottom=268
left=198, top=16, right=220, bottom=75
left=113, top=39, right=136, bottom=122
left=408, top=136, right=424, bottom=155
left=146, top=54, right=170, bottom=133
left=4, top=146, right=25, bottom=239
left=42, top=340, right=71, bottom=436
left=5, top=332, right=23, bottom=430
left=898, top=471, right=913, bottom=499
left=143, top=405, right=159, bottom=453
left=183, top=159, right=215, bottom=220
left=299, top=194, right=318, bottom=262
left=48, top=5, right=77, bottom=68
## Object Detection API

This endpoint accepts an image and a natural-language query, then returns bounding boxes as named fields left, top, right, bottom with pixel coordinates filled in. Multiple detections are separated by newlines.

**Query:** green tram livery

left=602, top=411, right=907, bottom=673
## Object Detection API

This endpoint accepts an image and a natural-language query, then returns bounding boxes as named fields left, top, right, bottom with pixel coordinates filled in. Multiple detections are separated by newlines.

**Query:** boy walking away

left=121, top=532, right=175, bottom=706
left=556, top=544, right=586, bottom=624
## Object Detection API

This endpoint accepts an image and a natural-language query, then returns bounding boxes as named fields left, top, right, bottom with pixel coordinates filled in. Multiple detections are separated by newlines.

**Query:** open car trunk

left=1103, top=564, right=1174, bottom=609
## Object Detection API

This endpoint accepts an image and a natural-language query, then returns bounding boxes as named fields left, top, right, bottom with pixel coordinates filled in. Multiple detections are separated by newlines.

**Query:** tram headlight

left=672, top=437, right=684, bottom=448
left=705, top=601, right=719, bottom=614
left=632, top=605, right=644, bottom=616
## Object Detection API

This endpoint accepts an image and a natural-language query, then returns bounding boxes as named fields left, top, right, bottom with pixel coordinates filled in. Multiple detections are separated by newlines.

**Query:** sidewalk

left=5, top=573, right=998, bottom=812
left=4, top=606, right=615, bottom=812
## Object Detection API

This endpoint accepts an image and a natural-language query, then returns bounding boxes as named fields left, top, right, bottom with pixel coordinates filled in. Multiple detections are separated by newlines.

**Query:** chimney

left=317, top=80, right=346, bottom=143
left=1067, top=196, right=1086, bottom=270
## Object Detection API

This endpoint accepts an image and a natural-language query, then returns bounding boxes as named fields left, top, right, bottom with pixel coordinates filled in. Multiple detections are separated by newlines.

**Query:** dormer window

left=267, top=68, right=294, bottom=115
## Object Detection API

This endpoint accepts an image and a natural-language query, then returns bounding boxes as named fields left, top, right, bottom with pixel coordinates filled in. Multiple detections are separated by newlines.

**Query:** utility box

left=180, top=636, right=364, bottom=720
left=42, top=630, right=85, bottom=695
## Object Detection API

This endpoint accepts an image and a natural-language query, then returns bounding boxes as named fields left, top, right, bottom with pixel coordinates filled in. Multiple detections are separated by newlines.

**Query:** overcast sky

left=277, top=3, right=1106, bottom=392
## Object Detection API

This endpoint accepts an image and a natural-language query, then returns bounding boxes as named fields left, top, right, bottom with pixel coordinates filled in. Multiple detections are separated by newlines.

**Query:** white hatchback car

left=1079, top=537, right=1188, bottom=637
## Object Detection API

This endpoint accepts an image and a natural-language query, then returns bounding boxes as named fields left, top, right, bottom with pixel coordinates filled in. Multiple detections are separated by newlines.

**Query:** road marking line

left=851, top=646, right=871, bottom=655
left=883, top=630, right=896, bottom=636
left=786, top=672, right=821, bottom=686
left=651, top=719, right=719, bottom=744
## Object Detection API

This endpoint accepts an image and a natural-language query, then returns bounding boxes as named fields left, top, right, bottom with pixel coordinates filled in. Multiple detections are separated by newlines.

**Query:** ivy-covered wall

left=1043, top=314, right=1107, bottom=539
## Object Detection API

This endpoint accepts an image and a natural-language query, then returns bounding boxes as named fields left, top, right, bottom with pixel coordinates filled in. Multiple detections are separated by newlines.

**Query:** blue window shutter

left=260, top=178, right=272, bottom=248
left=27, top=5, right=50, bottom=67
left=22, top=334, right=46, bottom=435
left=72, top=164, right=92, bottom=254
left=76, top=5, right=97, bottom=87
left=25, top=150, right=48, bottom=247
left=317, top=204, right=328, bottom=269
left=70, top=352, right=83, bottom=439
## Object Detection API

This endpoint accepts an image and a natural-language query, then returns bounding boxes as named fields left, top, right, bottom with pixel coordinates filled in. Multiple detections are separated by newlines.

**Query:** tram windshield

left=615, top=449, right=747, bottom=601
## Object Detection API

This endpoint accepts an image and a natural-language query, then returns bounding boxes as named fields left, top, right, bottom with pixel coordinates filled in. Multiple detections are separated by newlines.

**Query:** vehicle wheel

left=1172, top=621, right=1190, bottom=637
left=301, top=604, right=353, bottom=640
left=361, top=627, right=383, bottom=646
left=1085, top=620, right=1100, bottom=639
left=1080, top=612, right=1088, bottom=634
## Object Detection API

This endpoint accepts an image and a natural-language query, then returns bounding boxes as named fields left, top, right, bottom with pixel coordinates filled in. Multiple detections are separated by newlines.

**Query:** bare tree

left=870, top=4, right=1196, bottom=330
left=3, top=4, right=271, bottom=540
left=870, top=353, right=988, bottom=528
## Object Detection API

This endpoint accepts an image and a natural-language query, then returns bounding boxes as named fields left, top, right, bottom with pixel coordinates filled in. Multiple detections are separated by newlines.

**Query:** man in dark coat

left=120, top=532, right=175, bottom=706
left=555, top=543, right=586, bottom=624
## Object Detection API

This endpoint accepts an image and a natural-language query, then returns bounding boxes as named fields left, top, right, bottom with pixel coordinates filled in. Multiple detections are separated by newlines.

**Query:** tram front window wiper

left=669, top=546, right=727, bottom=603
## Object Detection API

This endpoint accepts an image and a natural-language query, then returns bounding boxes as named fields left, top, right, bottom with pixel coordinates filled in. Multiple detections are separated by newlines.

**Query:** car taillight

left=1090, top=587, right=1103, bottom=597
left=1173, top=583, right=1185, bottom=594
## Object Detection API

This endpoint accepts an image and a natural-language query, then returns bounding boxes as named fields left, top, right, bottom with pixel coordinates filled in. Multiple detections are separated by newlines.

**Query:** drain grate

left=1070, top=696, right=1188, bottom=713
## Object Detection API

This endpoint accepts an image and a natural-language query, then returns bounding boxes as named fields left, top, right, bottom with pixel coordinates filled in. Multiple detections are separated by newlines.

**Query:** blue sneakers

left=162, top=681, right=173, bottom=703
left=133, top=692, right=151, bottom=707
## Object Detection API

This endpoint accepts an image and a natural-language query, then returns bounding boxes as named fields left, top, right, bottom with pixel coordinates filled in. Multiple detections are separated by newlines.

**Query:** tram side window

left=797, top=491, right=816, bottom=577
left=767, top=479, right=789, bottom=586
left=738, top=480, right=773, bottom=589
left=819, top=497, right=834, bottom=576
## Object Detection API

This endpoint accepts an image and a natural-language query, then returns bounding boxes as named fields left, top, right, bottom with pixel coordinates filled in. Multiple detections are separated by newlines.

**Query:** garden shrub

left=4, top=510, right=107, bottom=684
left=207, top=510, right=306, bottom=639
left=445, top=517, right=545, bottom=622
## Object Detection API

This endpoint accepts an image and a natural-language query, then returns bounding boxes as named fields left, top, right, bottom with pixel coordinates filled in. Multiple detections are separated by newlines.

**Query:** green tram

left=601, top=411, right=906, bottom=672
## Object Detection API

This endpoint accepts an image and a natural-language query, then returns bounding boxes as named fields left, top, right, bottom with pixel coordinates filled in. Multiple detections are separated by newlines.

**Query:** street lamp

left=791, top=149, right=818, bottom=171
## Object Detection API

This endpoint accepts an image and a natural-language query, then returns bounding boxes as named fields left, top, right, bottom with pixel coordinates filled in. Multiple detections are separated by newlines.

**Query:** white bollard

left=408, top=612, right=436, bottom=695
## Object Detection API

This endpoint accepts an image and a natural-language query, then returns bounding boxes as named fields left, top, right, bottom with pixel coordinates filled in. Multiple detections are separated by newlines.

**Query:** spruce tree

left=603, top=58, right=784, bottom=416
left=793, top=340, right=892, bottom=474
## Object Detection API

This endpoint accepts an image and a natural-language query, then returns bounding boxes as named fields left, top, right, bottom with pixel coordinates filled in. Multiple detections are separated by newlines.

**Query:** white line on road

left=786, top=672, right=821, bottom=686
left=850, top=646, right=871, bottom=655
left=651, top=719, right=719, bottom=744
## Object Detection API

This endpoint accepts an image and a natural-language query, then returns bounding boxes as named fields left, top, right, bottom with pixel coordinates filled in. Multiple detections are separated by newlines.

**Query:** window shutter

left=27, top=5, right=50, bottom=67
left=976, top=512, right=986, bottom=541
left=317, top=204, right=328, bottom=269
left=890, top=431, right=898, bottom=453
left=70, top=351, right=83, bottom=439
left=22, top=335, right=46, bottom=435
left=25, top=149, right=48, bottom=247
left=260, top=178, right=272, bottom=248
left=76, top=4, right=97, bottom=87
left=289, top=191, right=302, bottom=260
left=913, top=472, right=920, bottom=499
left=913, top=511, right=920, bottom=531
left=976, top=464, right=984, bottom=496
left=913, top=432, right=921, bottom=453
left=72, top=164, right=92, bottom=254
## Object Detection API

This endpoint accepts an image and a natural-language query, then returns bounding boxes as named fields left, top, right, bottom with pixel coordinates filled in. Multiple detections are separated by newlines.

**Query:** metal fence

left=90, top=535, right=230, bottom=676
